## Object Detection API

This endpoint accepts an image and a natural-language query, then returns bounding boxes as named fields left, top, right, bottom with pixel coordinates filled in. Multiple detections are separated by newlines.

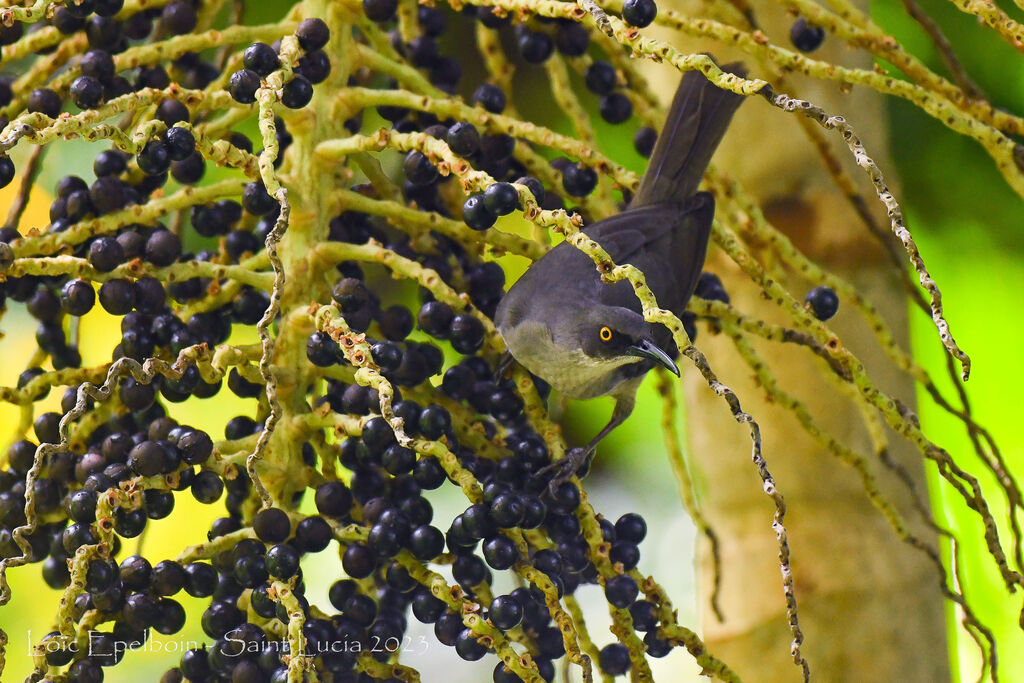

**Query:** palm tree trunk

left=649, top=2, right=952, bottom=679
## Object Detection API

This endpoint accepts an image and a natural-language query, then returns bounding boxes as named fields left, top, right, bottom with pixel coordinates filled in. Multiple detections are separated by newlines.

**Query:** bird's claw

left=536, top=447, right=592, bottom=496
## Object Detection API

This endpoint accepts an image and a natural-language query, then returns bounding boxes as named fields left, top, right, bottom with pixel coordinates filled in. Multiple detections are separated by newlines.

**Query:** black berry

left=599, top=92, right=633, bottom=124
left=483, top=182, right=519, bottom=216
left=295, top=18, right=329, bottom=50
left=228, top=69, right=260, bottom=104
left=790, top=18, right=826, bottom=52
left=462, top=195, right=496, bottom=231
left=243, top=42, right=280, bottom=76
left=70, top=76, right=103, bottom=109
left=805, top=286, right=839, bottom=320
left=447, top=122, right=481, bottom=157
left=598, top=643, right=631, bottom=675
left=471, top=84, right=507, bottom=114
left=517, top=30, right=553, bottom=64
left=282, top=75, right=313, bottom=108
left=622, top=0, right=658, bottom=27
left=363, top=0, right=398, bottom=22
left=585, top=61, right=617, bottom=95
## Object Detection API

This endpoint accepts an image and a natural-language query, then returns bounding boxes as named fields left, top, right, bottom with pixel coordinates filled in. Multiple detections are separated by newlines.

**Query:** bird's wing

left=587, top=195, right=714, bottom=316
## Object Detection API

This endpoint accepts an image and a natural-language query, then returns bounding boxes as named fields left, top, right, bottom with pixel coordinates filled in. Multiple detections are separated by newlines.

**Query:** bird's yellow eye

left=599, top=326, right=613, bottom=342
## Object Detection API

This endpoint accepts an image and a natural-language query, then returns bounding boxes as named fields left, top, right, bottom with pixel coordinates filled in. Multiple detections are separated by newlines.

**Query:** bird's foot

left=536, top=447, right=592, bottom=496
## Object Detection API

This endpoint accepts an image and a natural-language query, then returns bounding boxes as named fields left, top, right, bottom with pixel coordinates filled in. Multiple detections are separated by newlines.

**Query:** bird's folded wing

left=584, top=196, right=711, bottom=263
left=585, top=196, right=713, bottom=315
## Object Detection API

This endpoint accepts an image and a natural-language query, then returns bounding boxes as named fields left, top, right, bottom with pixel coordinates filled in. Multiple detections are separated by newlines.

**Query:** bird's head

left=572, top=306, right=680, bottom=376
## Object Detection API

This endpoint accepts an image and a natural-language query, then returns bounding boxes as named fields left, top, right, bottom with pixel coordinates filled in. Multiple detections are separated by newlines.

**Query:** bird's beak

left=627, top=338, right=680, bottom=377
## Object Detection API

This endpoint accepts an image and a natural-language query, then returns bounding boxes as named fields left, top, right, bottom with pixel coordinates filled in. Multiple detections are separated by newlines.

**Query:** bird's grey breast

left=496, top=316, right=638, bottom=400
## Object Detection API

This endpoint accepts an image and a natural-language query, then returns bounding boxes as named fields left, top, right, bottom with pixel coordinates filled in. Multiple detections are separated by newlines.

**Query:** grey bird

left=494, top=62, right=746, bottom=485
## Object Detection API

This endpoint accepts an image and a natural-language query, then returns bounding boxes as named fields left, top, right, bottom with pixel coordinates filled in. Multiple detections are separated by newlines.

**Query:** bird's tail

left=631, top=61, right=746, bottom=206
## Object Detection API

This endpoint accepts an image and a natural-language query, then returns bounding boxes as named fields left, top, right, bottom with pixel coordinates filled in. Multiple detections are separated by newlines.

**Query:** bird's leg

left=494, top=351, right=516, bottom=381
left=538, top=391, right=637, bottom=493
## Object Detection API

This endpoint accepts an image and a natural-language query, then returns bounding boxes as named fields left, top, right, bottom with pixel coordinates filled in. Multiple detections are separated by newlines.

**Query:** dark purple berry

left=306, top=331, right=338, bottom=367
left=0, top=20, right=23, bottom=45
left=90, top=176, right=126, bottom=214
left=615, top=512, right=647, bottom=542
left=243, top=181, right=277, bottom=215
left=244, top=42, right=280, bottom=76
left=191, top=470, right=224, bottom=504
left=85, top=15, right=121, bottom=50
left=172, top=153, right=205, bottom=185
left=404, top=150, right=438, bottom=186
left=137, top=140, right=171, bottom=175
left=93, top=150, right=126, bottom=178
left=164, top=126, right=195, bottom=161
left=178, top=429, right=212, bottom=465
left=482, top=535, right=518, bottom=569
left=555, top=21, right=589, bottom=56
left=791, top=17, right=825, bottom=52
left=89, top=236, right=124, bottom=273
left=315, top=481, right=353, bottom=518
left=634, top=126, right=657, bottom=157
left=462, top=194, right=495, bottom=231
left=805, top=286, right=839, bottom=320
left=145, top=228, right=181, bottom=266
left=342, top=543, right=375, bottom=578
left=450, top=313, right=485, bottom=354
left=517, top=30, right=553, bottom=64
left=513, top=175, right=544, bottom=205
left=417, top=405, right=451, bottom=440
left=644, top=631, right=672, bottom=657
left=598, top=643, right=631, bottom=675
left=488, top=594, right=523, bottom=630
left=228, top=69, right=260, bottom=104
left=455, top=629, right=487, bottom=661
left=28, top=88, right=62, bottom=117
left=297, top=50, right=330, bottom=84
left=408, top=524, right=444, bottom=560
left=483, top=182, right=519, bottom=216
left=253, top=508, right=291, bottom=543
left=609, top=540, right=640, bottom=570
left=599, top=92, right=633, bottom=124
left=622, top=0, right=658, bottom=27
left=70, top=76, right=103, bottom=109
left=417, top=301, right=454, bottom=338
left=265, top=543, right=300, bottom=578
left=128, top=440, right=165, bottom=477
left=447, top=122, right=480, bottom=157
left=332, top=277, right=370, bottom=313
left=562, top=164, right=598, bottom=197
left=282, top=75, right=313, bottom=108
left=295, top=18, right=329, bottom=50
left=81, top=49, right=115, bottom=83
left=629, top=600, right=657, bottom=631
left=363, top=0, right=398, bottom=23
left=585, top=61, right=617, bottom=95
left=0, top=157, right=14, bottom=189
left=604, top=574, right=638, bottom=608
left=161, top=1, right=197, bottom=35
left=156, top=99, right=189, bottom=125
left=471, top=84, right=506, bottom=113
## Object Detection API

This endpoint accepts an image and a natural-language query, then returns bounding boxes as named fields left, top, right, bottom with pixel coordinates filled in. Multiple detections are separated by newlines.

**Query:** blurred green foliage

left=871, top=0, right=1024, bottom=679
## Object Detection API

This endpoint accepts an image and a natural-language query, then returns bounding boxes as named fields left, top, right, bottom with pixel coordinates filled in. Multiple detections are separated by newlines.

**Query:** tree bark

left=647, top=3, right=952, bottom=680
